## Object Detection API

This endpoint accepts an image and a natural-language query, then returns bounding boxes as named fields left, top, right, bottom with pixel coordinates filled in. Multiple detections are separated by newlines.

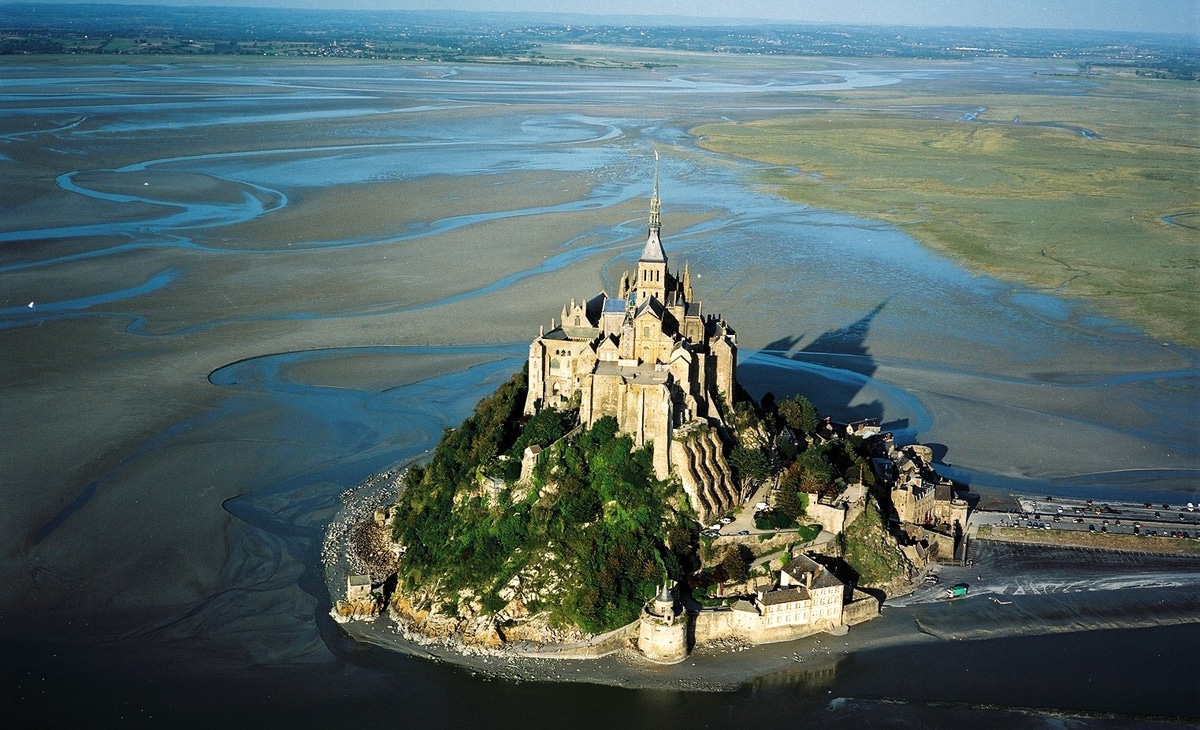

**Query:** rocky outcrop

left=672, top=426, right=739, bottom=524
left=330, top=596, right=382, bottom=623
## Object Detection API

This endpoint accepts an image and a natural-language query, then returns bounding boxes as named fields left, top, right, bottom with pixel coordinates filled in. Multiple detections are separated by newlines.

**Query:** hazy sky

left=16, top=0, right=1200, bottom=34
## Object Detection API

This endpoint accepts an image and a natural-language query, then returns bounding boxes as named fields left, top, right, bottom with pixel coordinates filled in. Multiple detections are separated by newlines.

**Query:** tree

left=778, top=394, right=820, bottom=436
left=797, top=444, right=838, bottom=494
left=720, top=545, right=754, bottom=583
left=774, top=486, right=808, bottom=519
left=728, top=444, right=769, bottom=486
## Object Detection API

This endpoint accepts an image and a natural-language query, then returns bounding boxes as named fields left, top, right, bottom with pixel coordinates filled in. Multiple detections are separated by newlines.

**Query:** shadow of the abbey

left=740, top=300, right=895, bottom=430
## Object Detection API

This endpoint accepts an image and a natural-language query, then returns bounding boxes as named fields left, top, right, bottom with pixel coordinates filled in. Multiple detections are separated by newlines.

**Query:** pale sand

left=0, top=163, right=634, bottom=621
left=3, top=162, right=1187, bottom=623
left=2, top=62, right=1194, bottom=686
left=211, top=171, right=595, bottom=248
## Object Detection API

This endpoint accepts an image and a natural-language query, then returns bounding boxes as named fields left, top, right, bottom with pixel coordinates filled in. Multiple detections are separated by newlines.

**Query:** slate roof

left=602, top=297, right=627, bottom=314
left=782, top=554, right=843, bottom=591
left=758, top=586, right=811, bottom=606
left=640, top=230, right=666, bottom=263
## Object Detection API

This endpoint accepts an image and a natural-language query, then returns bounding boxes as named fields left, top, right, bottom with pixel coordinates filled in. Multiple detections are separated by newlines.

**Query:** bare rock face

left=465, top=617, right=505, bottom=649
left=330, top=597, right=382, bottom=624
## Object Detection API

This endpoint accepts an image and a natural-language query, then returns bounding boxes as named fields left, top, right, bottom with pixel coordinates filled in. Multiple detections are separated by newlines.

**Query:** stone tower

left=637, top=582, right=688, bottom=663
left=635, top=158, right=667, bottom=305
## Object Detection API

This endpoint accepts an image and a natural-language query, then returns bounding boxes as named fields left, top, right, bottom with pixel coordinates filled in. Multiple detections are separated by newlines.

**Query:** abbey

left=524, top=168, right=740, bottom=522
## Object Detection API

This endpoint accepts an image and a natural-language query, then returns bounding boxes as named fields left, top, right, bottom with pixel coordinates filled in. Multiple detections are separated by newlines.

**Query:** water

left=1, top=59, right=1196, bottom=727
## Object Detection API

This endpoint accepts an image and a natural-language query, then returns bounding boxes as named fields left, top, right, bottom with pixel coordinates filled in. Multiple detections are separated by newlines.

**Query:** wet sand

left=1, top=58, right=1197, bottom=726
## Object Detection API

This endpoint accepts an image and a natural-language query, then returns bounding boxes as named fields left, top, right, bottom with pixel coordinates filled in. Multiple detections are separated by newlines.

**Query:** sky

left=11, top=0, right=1200, bottom=34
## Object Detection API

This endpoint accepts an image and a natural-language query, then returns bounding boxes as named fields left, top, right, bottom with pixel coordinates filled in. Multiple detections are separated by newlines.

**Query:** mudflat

left=1, top=56, right=1196, bottom=725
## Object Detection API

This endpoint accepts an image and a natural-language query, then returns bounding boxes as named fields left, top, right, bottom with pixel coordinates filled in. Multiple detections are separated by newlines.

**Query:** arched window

left=550, top=358, right=560, bottom=370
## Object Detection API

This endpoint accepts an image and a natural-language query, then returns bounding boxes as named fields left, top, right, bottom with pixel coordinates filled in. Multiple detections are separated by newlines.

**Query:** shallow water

left=1, top=59, right=1197, bottom=726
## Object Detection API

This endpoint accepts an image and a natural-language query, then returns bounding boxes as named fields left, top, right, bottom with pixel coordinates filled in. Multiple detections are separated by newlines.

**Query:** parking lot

left=976, top=496, right=1200, bottom=540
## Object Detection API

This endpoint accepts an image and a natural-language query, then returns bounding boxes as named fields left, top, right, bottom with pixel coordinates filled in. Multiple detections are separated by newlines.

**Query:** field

left=694, top=74, right=1199, bottom=345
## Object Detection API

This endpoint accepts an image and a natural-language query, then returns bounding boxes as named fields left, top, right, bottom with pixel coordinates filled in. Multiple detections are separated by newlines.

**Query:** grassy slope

left=694, top=76, right=1199, bottom=345
left=840, top=498, right=910, bottom=586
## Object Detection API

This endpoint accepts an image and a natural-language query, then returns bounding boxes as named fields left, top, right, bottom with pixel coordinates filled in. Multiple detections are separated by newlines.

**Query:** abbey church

left=523, top=167, right=741, bottom=522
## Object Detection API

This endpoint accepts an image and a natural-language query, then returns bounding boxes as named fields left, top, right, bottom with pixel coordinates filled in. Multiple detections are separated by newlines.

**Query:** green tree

left=774, top=485, right=809, bottom=519
left=728, top=444, right=769, bottom=486
left=720, top=544, right=754, bottom=582
left=778, top=394, right=820, bottom=436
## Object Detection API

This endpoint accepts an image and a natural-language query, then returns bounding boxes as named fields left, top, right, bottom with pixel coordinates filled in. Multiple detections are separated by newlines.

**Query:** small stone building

left=346, top=574, right=372, bottom=602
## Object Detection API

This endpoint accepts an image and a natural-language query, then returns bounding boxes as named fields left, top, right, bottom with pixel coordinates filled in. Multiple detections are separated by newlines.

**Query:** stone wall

left=705, top=532, right=797, bottom=564
left=807, top=501, right=847, bottom=534
left=637, top=612, right=688, bottom=664
left=843, top=590, right=880, bottom=626
left=805, top=485, right=867, bottom=535
left=671, top=426, right=738, bottom=524
left=691, top=608, right=846, bottom=646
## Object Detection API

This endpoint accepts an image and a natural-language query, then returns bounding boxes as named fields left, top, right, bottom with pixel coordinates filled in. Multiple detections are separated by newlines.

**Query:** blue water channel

left=2, top=60, right=1197, bottom=727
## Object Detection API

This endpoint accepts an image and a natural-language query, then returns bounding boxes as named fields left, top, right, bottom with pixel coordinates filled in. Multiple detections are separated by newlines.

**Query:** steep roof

left=640, top=229, right=666, bottom=263
left=781, top=554, right=844, bottom=591
left=634, top=297, right=666, bottom=322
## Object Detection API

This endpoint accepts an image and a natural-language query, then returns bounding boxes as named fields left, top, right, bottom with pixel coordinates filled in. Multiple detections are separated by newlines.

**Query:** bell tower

left=636, top=152, right=667, bottom=305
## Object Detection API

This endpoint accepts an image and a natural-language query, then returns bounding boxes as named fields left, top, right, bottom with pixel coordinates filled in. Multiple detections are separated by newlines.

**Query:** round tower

left=637, top=582, right=688, bottom=664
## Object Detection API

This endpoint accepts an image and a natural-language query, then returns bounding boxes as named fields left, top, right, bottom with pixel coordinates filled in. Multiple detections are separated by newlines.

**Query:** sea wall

left=978, top=525, right=1200, bottom=555
left=692, top=608, right=846, bottom=645
left=843, top=590, right=881, bottom=626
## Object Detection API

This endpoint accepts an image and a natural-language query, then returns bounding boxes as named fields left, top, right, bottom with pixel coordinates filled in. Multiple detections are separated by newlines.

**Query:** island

left=324, top=161, right=984, bottom=666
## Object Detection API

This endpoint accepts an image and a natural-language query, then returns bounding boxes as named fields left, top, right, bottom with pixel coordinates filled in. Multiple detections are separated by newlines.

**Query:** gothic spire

left=639, top=151, right=667, bottom=264
left=649, top=149, right=661, bottom=231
